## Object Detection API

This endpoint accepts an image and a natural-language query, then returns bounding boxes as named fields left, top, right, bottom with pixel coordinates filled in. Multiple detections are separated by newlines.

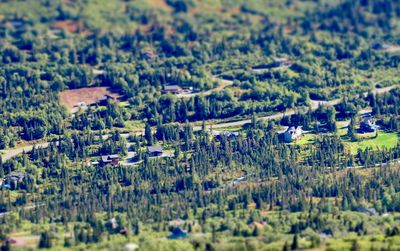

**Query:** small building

left=357, top=207, right=377, bottom=216
left=5, top=173, right=25, bottom=183
left=98, top=94, right=116, bottom=105
left=283, top=126, right=302, bottom=143
left=75, top=102, right=88, bottom=111
left=100, top=154, right=120, bottom=166
left=360, top=117, right=377, bottom=132
left=273, top=57, right=293, bottom=68
left=213, top=131, right=239, bottom=141
left=92, top=69, right=106, bottom=75
left=372, top=43, right=393, bottom=51
left=169, top=219, right=185, bottom=227
left=163, top=85, right=183, bottom=94
left=147, top=146, right=163, bottom=157
left=124, top=243, right=139, bottom=251
left=5, top=19, right=26, bottom=31
left=141, top=50, right=158, bottom=60
left=167, top=227, right=188, bottom=240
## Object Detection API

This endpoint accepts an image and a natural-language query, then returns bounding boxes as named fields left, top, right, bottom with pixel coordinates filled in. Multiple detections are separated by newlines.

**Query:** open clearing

left=345, top=132, right=399, bottom=154
left=59, top=87, right=121, bottom=112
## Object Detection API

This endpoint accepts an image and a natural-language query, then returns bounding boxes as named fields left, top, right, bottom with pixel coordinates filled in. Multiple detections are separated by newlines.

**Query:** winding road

left=1, top=83, right=398, bottom=162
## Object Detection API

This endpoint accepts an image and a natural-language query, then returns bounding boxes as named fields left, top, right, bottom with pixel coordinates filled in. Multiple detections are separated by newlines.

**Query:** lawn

left=295, top=133, right=315, bottom=145
left=345, top=131, right=399, bottom=154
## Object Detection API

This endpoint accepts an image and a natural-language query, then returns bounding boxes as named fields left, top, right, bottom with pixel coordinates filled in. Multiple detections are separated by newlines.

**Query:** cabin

left=5, top=173, right=25, bottom=183
left=360, top=117, right=377, bottom=132
left=169, top=219, right=185, bottom=227
left=273, top=57, right=293, bottom=68
left=92, top=69, right=106, bottom=75
left=167, top=227, right=188, bottom=240
left=98, top=94, right=116, bottom=105
left=372, top=43, right=393, bottom=51
left=1, top=173, right=25, bottom=189
left=100, top=154, right=120, bottom=166
left=213, top=131, right=239, bottom=141
left=358, top=207, right=377, bottom=216
left=147, top=146, right=163, bottom=157
left=283, top=126, right=302, bottom=143
left=141, top=50, right=158, bottom=60
left=74, top=102, right=88, bottom=111
left=5, top=19, right=26, bottom=32
left=163, top=85, right=183, bottom=94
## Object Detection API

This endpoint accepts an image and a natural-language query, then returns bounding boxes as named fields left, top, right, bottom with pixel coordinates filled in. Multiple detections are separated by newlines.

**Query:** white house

left=283, top=126, right=303, bottom=143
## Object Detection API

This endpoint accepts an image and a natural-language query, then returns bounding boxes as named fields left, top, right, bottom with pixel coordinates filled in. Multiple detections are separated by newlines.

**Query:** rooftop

left=147, top=146, right=163, bottom=153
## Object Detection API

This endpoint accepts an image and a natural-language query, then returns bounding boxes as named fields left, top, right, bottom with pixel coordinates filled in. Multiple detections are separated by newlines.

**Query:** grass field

left=345, top=131, right=399, bottom=154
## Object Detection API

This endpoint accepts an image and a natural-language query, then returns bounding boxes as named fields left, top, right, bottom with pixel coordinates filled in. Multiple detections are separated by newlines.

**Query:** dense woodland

left=1, top=0, right=400, bottom=250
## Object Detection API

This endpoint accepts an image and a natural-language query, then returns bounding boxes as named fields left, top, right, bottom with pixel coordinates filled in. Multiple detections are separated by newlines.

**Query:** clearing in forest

left=59, top=87, right=121, bottom=113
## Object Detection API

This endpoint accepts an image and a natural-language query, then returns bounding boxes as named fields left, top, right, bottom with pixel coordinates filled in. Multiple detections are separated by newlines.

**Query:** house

left=5, top=173, right=25, bottom=183
left=147, top=146, right=163, bottom=157
left=141, top=50, right=158, bottom=60
left=75, top=102, right=88, bottom=111
left=167, top=227, right=188, bottom=239
left=107, top=217, right=118, bottom=229
left=163, top=85, right=183, bottom=94
left=5, top=19, right=26, bottom=31
left=213, top=131, right=239, bottom=141
left=357, top=207, right=377, bottom=216
left=98, top=94, right=116, bottom=105
left=360, top=117, right=377, bottom=132
left=372, top=43, right=393, bottom=51
left=92, top=69, right=106, bottom=75
left=273, top=57, right=293, bottom=68
left=283, top=126, right=303, bottom=143
left=100, top=154, right=120, bottom=166
left=169, top=219, right=185, bottom=227
left=124, top=243, right=139, bottom=251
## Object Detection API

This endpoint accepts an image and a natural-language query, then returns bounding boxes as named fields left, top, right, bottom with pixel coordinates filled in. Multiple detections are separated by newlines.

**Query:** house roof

left=167, top=227, right=188, bottom=239
left=286, top=126, right=302, bottom=133
left=164, top=85, right=182, bottom=91
left=147, top=146, right=163, bottom=153
left=213, top=131, right=239, bottom=137
left=98, top=94, right=115, bottom=101
left=7, top=173, right=25, bottom=179
left=101, top=154, right=119, bottom=162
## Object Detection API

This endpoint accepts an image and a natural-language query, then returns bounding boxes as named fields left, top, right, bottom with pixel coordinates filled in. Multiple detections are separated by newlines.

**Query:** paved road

left=1, top=84, right=398, bottom=161
left=1, top=142, right=50, bottom=162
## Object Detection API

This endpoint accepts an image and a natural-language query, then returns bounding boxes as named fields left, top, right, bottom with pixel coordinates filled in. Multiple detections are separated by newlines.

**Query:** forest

left=1, top=0, right=400, bottom=250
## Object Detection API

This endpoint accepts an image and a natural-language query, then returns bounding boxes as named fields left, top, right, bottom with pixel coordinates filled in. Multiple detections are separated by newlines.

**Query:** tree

left=291, top=234, right=299, bottom=250
left=145, top=122, right=153, bottom=146
left=38, top=231, right=52, bottom=248
left=350, top=240, right=361, bottom=251
left=1, top=239, right=11, bottom=251
left=282, top=241, right=290, bottom=251
left=347, top=117, right=357, bottom=141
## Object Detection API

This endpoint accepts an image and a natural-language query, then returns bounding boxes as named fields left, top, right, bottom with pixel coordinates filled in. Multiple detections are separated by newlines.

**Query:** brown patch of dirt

left=59, top=87, right=121, bottom=111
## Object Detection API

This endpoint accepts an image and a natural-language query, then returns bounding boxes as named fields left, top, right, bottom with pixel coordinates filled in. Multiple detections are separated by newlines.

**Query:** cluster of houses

left=212, top=131, right=239, bottom=141
left=163, top=85, right=193, bottom=95
left=96, top=146, right=172, bottom=167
